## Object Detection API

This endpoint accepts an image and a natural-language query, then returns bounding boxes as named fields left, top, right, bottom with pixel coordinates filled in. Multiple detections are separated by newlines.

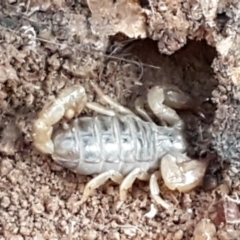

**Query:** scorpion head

left=169, top=130, right=187, bottom=153
left=156, top=128, right=187, bottom=154
left=51, top=128, right=80, bottom=169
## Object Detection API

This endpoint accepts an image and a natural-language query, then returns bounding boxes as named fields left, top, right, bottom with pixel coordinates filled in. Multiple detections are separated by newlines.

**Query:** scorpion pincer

left=32, top=81, right=208, bottom=209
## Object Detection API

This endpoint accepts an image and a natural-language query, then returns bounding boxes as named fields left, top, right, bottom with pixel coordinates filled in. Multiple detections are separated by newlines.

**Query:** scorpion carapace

left=32, top=81, right=208, bottom=210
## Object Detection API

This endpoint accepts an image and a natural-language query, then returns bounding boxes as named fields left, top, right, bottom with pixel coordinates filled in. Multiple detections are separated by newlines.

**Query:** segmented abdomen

left=52, top=115, right=160, bottom=176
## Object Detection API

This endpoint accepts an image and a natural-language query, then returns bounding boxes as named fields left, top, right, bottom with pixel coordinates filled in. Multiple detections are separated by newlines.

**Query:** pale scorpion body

left=32, top=81, right=208, bottom=209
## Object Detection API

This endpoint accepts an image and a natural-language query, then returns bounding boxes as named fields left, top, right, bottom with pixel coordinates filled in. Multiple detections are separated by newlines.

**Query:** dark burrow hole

left=106, top=38, right=218, bottom=165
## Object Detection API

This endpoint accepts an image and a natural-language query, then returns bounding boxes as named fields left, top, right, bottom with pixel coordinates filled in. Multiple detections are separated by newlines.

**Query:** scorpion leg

left=147, top=86, right=195, bottom=130
left=119, top=168, right=150, bottom=201
left=134, top=97, right=154, bottom=123
left=32, top=85, right=87, bottom=154
left=90, top=81, right=136, bottom=116
left=85, top=102, right=116, bottom=116
left=160, top=153, right=208, bottom=192
left=150, top=171, right=173, bottom=210
left=80, top=170, right=124, bottom=204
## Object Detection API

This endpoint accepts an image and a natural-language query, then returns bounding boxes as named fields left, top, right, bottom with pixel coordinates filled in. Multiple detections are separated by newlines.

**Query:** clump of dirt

left=0, top=0, right=240, bottom=239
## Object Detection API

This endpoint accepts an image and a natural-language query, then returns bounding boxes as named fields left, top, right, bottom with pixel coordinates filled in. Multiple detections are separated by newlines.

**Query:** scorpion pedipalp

left=160, top=153, right=208, bottom=192
left=147, top=86, right=206, bottom=129
left=147, top=86, right=185, bottom=130
left=149, top=153, right=208, bottom=210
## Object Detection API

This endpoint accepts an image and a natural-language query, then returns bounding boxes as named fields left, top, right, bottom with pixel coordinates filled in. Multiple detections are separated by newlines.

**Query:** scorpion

left=32, top=81, right=208, bottom=209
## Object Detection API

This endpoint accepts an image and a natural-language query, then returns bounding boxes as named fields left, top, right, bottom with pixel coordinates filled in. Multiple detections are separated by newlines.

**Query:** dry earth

left=1, top=1, right=240, bottom=239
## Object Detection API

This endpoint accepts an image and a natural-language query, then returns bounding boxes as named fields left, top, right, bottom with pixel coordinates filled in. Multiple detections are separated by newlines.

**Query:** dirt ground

left=1, top=1, right=240, bottom=240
